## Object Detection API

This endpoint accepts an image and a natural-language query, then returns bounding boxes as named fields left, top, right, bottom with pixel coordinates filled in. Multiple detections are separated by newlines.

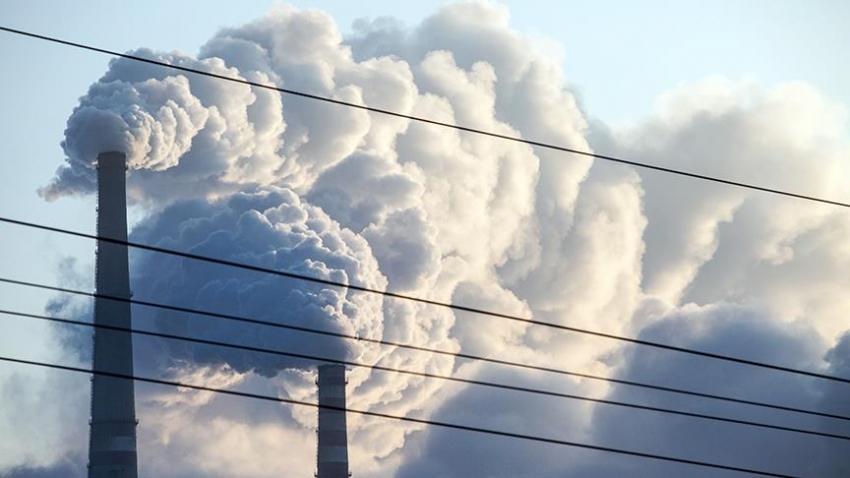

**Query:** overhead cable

left=4, top=276, right=845, bottom=422
left=4, top=307, right=846, bottom=442
left=0, top=354, right=800, bottom=477
left=2, top=217, right=849, bottom=386
left=0, top=25, right=847, bottom=209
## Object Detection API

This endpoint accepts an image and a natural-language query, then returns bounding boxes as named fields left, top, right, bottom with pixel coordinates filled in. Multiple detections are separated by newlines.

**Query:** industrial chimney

left=316, top=363, right=349, bottom=478
left=88, top=151, right=138, bottom=478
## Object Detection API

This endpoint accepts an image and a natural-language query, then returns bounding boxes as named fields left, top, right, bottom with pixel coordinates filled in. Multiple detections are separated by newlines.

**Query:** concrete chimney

left=317, top=363, right=349, bottom=478
left=88, top=151, right=138, bottom=478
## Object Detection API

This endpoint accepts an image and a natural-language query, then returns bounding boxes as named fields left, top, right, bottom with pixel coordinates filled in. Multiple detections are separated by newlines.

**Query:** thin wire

left=5, top=277, right=845, bottom=423
left=0, top=25, right=847, bottom=210
left=4, top=307, right=846, bottom=442
left=0, top=354, right=800, bottom=477
left=2, top=217, right=849, bottom=386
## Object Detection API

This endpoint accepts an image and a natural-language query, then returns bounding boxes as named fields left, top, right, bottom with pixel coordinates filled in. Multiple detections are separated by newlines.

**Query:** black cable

left=0, top=354, right=800, bottom=477
left=0, top=25, right=847, bottom=210
left=2, top=217, right=849, bottom=386
left=4, top=307, right=846, bottom=442
left=5, top=277, right=846, bottom=424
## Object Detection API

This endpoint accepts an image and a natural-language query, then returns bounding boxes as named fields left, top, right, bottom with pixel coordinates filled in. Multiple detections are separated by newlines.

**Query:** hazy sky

left=0, top=1, right=849, bottom=477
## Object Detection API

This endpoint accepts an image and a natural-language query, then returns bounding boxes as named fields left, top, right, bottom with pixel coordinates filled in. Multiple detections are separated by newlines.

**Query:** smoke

left=0, top=463, right=83, bottom=478
left=40, top=3, right=585, bottom=472
left=578, top=303, right=850, bottom=477
left=130, top=186, right=387, bottom=376
left=13, top=1, right=850, bottom=477
left=396, top=302, right=850, bottom=478
left=40, top=66, right=209, bottom=201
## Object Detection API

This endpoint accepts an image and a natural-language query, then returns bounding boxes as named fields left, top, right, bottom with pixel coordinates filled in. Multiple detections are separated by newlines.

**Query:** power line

left=4, top=307, right=846, bottom=442
left=5, top=277, right=845, bottom=424
left=0, top=25, right=847, bottom=210
left=2, top=216, right=849, bottom=386
left=0, top=354, right=800, bottom=477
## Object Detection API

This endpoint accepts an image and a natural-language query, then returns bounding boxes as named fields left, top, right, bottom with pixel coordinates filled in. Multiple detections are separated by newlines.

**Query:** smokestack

left=88, top=151, right=138, bottom=478
left=317, top=363, right=349, bottom=478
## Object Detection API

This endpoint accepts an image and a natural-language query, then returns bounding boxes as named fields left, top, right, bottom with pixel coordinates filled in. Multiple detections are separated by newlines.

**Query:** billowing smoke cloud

left=9, top=1, right=850, bottom=477
left=130, top=186, right=387, bottom=376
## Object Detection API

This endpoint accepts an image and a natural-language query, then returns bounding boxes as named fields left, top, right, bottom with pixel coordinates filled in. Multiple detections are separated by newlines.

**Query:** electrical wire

left=0, top=354, right=800, bottom=477
left=0, top=25, right=847, bottom=210
left=3, top=307, right=846, bottom=442
left=2, top=216, right=849, bottom=386
left=5, top=276, right=846, bottom=424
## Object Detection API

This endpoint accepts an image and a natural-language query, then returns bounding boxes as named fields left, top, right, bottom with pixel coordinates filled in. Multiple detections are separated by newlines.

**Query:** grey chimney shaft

left=88, top=151, right=138, bottom=478
left=317, top=363, right=349, bottom=478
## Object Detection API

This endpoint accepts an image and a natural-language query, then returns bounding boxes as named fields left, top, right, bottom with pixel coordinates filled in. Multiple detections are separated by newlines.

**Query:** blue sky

left=0, top=1, right=849, bottom=476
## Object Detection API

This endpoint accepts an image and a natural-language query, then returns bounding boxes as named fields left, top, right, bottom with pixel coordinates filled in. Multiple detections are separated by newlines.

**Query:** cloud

left=397, top=303, right=849, bottom=477
left=0, top=361, right=88, bottom=476
left=601, top=78, right=850, bottom=315
left=584, top=302, right=848, bottom=477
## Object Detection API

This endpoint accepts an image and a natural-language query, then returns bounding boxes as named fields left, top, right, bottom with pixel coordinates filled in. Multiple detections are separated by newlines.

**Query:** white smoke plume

left=130, top=186, right=387, bottom=376
left=10, top=2, right=849, bottom=477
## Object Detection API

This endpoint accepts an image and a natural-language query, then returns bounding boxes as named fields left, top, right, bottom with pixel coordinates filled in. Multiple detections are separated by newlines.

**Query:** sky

left=0, top=1, right=849, bottom=477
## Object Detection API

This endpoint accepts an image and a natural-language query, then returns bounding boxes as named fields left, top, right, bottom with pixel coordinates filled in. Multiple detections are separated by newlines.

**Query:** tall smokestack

left=88, top=151, right=138, bottom=478
left=317, top=363, right=349, bottom=478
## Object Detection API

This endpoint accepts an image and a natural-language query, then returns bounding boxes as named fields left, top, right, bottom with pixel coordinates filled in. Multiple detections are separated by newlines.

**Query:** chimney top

left=96, top=151, right=127, bottom=170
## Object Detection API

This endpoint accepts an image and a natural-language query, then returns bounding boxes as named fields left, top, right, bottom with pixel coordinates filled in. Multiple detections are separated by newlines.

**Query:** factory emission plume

left=20, top=2, right=850, bottom=476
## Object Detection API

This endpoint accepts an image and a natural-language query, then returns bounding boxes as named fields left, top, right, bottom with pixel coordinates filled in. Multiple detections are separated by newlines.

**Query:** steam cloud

left=9, top=2, right=849, bottom=477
